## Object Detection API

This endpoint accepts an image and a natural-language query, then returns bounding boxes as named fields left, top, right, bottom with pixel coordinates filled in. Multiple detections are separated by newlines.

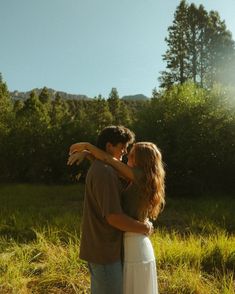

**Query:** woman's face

left=127, top=147, right=135, bottom=167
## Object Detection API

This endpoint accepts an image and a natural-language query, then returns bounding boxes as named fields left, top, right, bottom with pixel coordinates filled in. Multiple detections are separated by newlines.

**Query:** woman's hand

left=69, top=142, right=90, bottom=155
left=67, top=151, right=87, bottom=166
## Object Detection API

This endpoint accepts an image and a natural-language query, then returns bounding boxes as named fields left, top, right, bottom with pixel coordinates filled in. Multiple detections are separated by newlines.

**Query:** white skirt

left=123, top=232, right=158, bottom=294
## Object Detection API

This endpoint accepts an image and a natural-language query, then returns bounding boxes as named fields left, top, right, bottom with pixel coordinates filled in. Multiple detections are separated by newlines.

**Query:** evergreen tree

left=50, top=92, right=69, bottom=127
left=159, top=0, right=190, bottom=88
left=19, top=90, right=50, bottom=127
left=107, top=88, right=132, bottom=126
left=13, top=99, right=24, bottom=113
left=0, top=73, right=13, bottom=133
left=107, top=87, right=121, bottom=120
left=90, top=95, right=113, bottom=133
left=159, top=1, right=235, bottom=89
left=197, top=4, right=209, bottom=87
left=0, top=74, right=14, bottom=181
left=39, top=87, right=51, bottom=104
left=205, top=11, right=235, bottom=87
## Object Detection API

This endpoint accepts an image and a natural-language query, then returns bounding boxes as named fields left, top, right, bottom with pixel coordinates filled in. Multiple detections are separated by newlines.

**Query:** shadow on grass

left=201, top=246, right=235, bottom=274
left=0, top=225, right=37, bottom=243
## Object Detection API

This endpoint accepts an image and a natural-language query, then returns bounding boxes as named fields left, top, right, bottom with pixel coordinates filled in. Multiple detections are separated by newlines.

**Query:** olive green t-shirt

left=122, top=167, right=147, bottom=222
left=79, top=160, right=123, bottom=264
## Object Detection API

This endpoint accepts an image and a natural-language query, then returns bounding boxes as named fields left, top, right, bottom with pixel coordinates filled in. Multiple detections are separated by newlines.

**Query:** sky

left=1, top=0, right=235, bottom=98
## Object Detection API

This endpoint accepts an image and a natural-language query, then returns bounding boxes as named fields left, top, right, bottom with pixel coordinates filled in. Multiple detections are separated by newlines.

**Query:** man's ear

left=105, top=142, right=112, bottom=152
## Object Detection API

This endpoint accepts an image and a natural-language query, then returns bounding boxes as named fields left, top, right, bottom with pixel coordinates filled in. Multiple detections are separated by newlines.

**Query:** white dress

left=123, top=232, right=158, bottom=294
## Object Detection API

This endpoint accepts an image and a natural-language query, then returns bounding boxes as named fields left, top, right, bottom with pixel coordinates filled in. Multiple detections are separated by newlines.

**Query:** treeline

left=0, top=76, right=234, bottom=195
left=1, top=0, right=235, bottom=195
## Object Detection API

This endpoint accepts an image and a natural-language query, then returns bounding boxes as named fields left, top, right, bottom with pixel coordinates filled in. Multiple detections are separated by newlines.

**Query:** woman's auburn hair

left=133, top=142, right=165, bottom=220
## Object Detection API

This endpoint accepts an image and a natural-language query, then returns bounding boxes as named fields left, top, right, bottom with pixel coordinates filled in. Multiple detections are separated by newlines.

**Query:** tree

left=0, top=73, right=13, bottom=133
left=159, top=1, right=235, bottom=89
left=19, top=90, right=50, bottom=127
left=89, top=95, right=113, bottom=134
left=9, top=91, right=51, bottom=182
left=39, top=87, right=51, bottom=104
left=107, top=88, right=132, bottom=126
left=0, top=74, right=14, bottom=181
left=159, top=0, right=190, bottom=88
left=50, top=92, right=69, bottom=127
left=197, top=4, right=209, bottom=87
left=205, top=11, right=235, bottom=87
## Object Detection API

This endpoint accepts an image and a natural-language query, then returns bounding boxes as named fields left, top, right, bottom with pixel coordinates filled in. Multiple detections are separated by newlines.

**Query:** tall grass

left=0, top=184, right=234, bottom=293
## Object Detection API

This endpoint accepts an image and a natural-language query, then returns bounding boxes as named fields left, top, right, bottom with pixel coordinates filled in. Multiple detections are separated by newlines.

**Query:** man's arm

left=90, top=161, right=152, bottom=234
left=106, top=213, right=153, bottom=235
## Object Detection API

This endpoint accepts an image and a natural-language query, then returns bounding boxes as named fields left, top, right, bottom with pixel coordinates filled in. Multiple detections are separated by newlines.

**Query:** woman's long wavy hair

left=132, top=142, right=165, bottom=220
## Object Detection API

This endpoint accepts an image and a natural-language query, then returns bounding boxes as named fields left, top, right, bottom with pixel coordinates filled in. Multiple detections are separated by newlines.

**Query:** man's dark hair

left=97, top=125, right=135, bottom=151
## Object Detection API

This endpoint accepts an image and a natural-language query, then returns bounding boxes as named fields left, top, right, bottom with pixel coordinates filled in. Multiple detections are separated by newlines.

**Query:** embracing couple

left=68, top=125, right=165, bottom=294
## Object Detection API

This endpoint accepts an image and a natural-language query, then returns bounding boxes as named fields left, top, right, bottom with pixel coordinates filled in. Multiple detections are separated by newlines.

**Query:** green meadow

left=0, top=184, right=234, bottom=293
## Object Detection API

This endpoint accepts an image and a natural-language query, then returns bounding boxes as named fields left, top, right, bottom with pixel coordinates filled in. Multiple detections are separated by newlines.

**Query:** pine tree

left=107, top=88, right=132, bottom=126
left=50, top=92, right=69, bottom=126
left=39, top=87, right=51, bottom=104
left=91, top=95, right=113, bottom=132
left=205, top=11, right=235, bottom=87
left=159, top=1, right=235, bottom=89
left=18, top=90, right=50, bottom=128
left=0, top=73, right=13, bottom=133
left=159, top=0, right=190, bottom=88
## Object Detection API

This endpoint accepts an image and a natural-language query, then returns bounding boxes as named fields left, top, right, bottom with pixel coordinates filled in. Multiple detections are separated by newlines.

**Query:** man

left=69, top=126, right=152, bottom=294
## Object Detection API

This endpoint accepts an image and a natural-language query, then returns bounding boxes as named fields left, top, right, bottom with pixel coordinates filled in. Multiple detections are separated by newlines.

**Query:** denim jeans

left=88, top=261, right=123, bottom=294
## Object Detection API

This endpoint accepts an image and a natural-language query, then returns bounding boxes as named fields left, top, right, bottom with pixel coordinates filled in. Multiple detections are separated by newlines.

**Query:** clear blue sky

left=1, top=0, right=235, bottom=98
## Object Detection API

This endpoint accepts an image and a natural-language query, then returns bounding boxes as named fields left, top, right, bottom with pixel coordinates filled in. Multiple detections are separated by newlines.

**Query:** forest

left=1, top=1, right=235, bottom=195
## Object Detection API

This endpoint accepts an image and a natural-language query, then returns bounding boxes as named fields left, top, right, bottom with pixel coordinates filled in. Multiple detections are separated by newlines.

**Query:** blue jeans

left=88, top=261, right=123, bottom=294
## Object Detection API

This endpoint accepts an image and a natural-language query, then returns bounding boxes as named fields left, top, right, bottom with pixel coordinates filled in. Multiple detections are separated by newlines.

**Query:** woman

left=68, top=142, right=165, bottom=294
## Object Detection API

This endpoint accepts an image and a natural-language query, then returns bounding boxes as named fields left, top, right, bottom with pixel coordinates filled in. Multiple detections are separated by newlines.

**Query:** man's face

left=106, top=142, right=128, bottom=161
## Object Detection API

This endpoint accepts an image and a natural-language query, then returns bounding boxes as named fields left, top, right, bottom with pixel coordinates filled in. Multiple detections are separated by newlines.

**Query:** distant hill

left=10, top=88, right=149, bottom=101
left=121, top=94, right=149, bottom=101
left=10, top=88, right=90, bottom=101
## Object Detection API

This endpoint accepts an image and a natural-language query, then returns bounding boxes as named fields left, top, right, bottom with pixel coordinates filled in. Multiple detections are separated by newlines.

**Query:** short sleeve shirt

left=79, top=160, right=123, bottom=264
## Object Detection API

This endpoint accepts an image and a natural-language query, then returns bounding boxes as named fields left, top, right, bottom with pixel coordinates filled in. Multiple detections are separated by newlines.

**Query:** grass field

left=0, top=184, right=234, bottom=293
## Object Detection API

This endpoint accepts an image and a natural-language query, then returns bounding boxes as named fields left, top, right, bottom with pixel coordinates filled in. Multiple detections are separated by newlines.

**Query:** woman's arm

left=70, top=142, right=135, bottom=181
left=67, top=150, right=94, bottom=166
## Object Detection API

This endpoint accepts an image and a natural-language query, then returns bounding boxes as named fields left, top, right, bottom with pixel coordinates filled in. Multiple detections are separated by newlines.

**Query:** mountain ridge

left=11, top=88, right=90, bottom=101
left=10, top=88, right=149, bottom=101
